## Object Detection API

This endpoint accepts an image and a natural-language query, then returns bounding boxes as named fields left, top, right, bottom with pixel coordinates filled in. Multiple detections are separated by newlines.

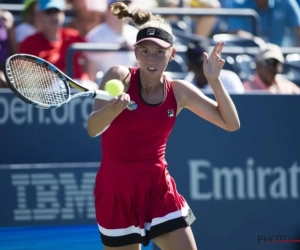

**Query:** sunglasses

left=264, top=58, right=281, bottom=67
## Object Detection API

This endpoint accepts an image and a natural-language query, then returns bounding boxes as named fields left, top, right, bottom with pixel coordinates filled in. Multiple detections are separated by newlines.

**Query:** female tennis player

left=87, top=2, right=240, bottom=250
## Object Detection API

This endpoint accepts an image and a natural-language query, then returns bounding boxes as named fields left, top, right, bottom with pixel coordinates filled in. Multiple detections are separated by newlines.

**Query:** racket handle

left=93, top=90, right=137, bottom=110
left=94, top=89, right=114, bottom=101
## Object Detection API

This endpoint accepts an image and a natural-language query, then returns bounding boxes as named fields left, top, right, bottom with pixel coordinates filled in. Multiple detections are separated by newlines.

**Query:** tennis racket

left=4, top=54, right=137, bottom=110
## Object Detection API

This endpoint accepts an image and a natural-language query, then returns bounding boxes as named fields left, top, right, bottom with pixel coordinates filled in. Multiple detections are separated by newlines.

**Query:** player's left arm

left=172, top=42, right=240, bottom=131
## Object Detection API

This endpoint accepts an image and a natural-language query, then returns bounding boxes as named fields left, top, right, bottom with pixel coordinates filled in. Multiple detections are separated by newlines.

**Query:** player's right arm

left=87, top=65, right=131, bottom=137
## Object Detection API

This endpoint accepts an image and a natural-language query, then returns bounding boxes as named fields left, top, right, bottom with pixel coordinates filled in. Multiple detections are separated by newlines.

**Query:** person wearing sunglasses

left=243, top=43, right=300, bottom=94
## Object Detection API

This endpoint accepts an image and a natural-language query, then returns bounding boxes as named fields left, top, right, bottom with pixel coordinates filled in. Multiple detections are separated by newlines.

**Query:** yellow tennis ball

left=104, top=79, right=124, bottom=97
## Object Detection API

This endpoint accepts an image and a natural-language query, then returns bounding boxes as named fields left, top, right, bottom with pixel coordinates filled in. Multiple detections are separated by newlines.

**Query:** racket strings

left=7, top=58, right=69, bottom=105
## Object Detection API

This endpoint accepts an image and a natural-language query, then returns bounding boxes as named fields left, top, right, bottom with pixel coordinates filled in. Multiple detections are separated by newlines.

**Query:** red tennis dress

left=94, top=67, right=195, bottom=247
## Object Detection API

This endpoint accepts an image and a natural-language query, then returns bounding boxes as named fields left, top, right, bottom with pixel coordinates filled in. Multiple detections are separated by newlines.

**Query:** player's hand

left=202, top=42, right=225, bottom=83
left=106, top=93, right=131, bottom=112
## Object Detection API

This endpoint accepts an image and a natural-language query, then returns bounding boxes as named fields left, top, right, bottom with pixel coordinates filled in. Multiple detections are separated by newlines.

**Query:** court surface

left=0, top=225, right=153, bottom=250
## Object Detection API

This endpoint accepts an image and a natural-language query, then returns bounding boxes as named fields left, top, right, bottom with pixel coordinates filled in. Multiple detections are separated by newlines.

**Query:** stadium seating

left=2, top=3, right=300, bottom=86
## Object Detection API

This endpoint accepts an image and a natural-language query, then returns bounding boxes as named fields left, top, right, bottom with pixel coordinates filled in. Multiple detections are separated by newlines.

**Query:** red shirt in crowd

left=18, top=28, right=88, bottom=80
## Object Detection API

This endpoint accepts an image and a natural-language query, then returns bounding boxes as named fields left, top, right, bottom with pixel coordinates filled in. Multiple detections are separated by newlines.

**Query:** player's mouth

left=147, top=67, right=157, bottom=72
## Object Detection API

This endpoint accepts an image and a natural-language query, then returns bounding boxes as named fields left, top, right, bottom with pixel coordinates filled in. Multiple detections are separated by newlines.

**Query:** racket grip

left=94, top=89, right=114, bottom=101
left=93, top=90, right=137, bottom=110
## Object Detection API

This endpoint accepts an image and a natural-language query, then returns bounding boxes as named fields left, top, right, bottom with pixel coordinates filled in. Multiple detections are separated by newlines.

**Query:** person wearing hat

left=185, top=40, right=245, bottom=93
left=18, top=0, right=91, bottom=82
left=243, top=43, right=300, bottom=94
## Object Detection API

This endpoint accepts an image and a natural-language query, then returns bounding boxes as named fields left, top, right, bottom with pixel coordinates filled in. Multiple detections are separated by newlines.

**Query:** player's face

left=134, top=41, right=175, bottom=77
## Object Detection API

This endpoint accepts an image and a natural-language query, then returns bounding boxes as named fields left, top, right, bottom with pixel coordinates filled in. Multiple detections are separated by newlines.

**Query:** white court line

left=0, top=162, right=100, bottom=170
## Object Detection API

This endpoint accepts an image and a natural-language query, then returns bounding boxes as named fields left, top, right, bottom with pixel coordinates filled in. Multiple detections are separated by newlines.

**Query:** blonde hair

left=110, top=2, right=173, bottom=35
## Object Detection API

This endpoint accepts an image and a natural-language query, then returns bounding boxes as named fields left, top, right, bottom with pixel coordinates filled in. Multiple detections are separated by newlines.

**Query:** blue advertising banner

left=0, top=163, right=98, bottom=227
left=165, top=94, right=300, bottom=250
left=1, top=90, right=300, bottom=250
left=0, top=90, right=100, bottom=164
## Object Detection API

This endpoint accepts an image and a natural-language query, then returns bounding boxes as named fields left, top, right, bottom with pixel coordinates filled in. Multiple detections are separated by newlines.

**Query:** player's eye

left=157, top=50, right=165, bottom=55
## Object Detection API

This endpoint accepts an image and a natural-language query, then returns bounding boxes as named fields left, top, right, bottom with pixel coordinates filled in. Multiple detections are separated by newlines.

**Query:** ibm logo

left=11, top=172, right=96, bottom=221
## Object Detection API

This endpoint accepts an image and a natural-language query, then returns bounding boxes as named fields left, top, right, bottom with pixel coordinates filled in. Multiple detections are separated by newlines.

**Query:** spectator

left=219, top=0, right=234, bottom=8
left=85, top=0, right=138, bottom=81
left=243, top=43, right=300, bottom=94
left=185, top=40, right=245, bottom=94
left=212, top=0, right=234, bottom=34
left=155, top=0, right=194, bottom=35
left=18, top=0, right=91, bottom=83
left=0, top=9, right=17, bottom=88
left=156, top=0, right=181, bottom=22
left=15, top=0, right=40, bottom=45
left=65, top=0, right=105, bottom=38
left=227, top=0, right=300, bottom=47
left=187, top=0, right=221, bottom=38
left=157, top=0, right=179, bottom=7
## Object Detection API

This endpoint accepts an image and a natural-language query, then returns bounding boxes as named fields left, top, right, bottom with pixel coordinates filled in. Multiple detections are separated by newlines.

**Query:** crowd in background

left=0, top=0, right=300, bottom=94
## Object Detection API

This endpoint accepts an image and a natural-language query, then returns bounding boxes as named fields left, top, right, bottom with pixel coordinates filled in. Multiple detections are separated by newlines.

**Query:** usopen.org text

left=0, top=95, right=93, bottom=128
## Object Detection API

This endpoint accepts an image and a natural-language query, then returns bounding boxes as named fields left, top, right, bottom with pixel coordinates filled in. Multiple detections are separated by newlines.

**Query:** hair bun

left=111, top=2, right=131, bottom=20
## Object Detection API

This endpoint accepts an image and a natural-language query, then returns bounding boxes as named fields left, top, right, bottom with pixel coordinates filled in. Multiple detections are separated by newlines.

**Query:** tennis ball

left=104, top=79, right=124, bottom=97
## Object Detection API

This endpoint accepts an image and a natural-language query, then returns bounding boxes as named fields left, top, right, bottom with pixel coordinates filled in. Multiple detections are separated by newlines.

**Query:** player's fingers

left=107, top=97, right=118, bottom=106
left=211, top=42, right=220, bottom=55
left=121, top=94, right=130, bottom=109
left=108, top=93, right=130, bottom=110
left=203, top=52, right=209, bottom=64
left=112, top=95, right=123, bottom=107
left=107, top=93, right=123, bottom=107
left=124, top=93, right=130, bottom=102
left=216, top=42, right=225, bottom=55
left=115, top=93, right=128, bottom=109
left=119, top=94, right=125, bottom=102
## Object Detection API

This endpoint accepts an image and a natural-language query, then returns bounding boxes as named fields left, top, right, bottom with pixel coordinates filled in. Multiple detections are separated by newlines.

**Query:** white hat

left=256, top=43, right=284, bottom=63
